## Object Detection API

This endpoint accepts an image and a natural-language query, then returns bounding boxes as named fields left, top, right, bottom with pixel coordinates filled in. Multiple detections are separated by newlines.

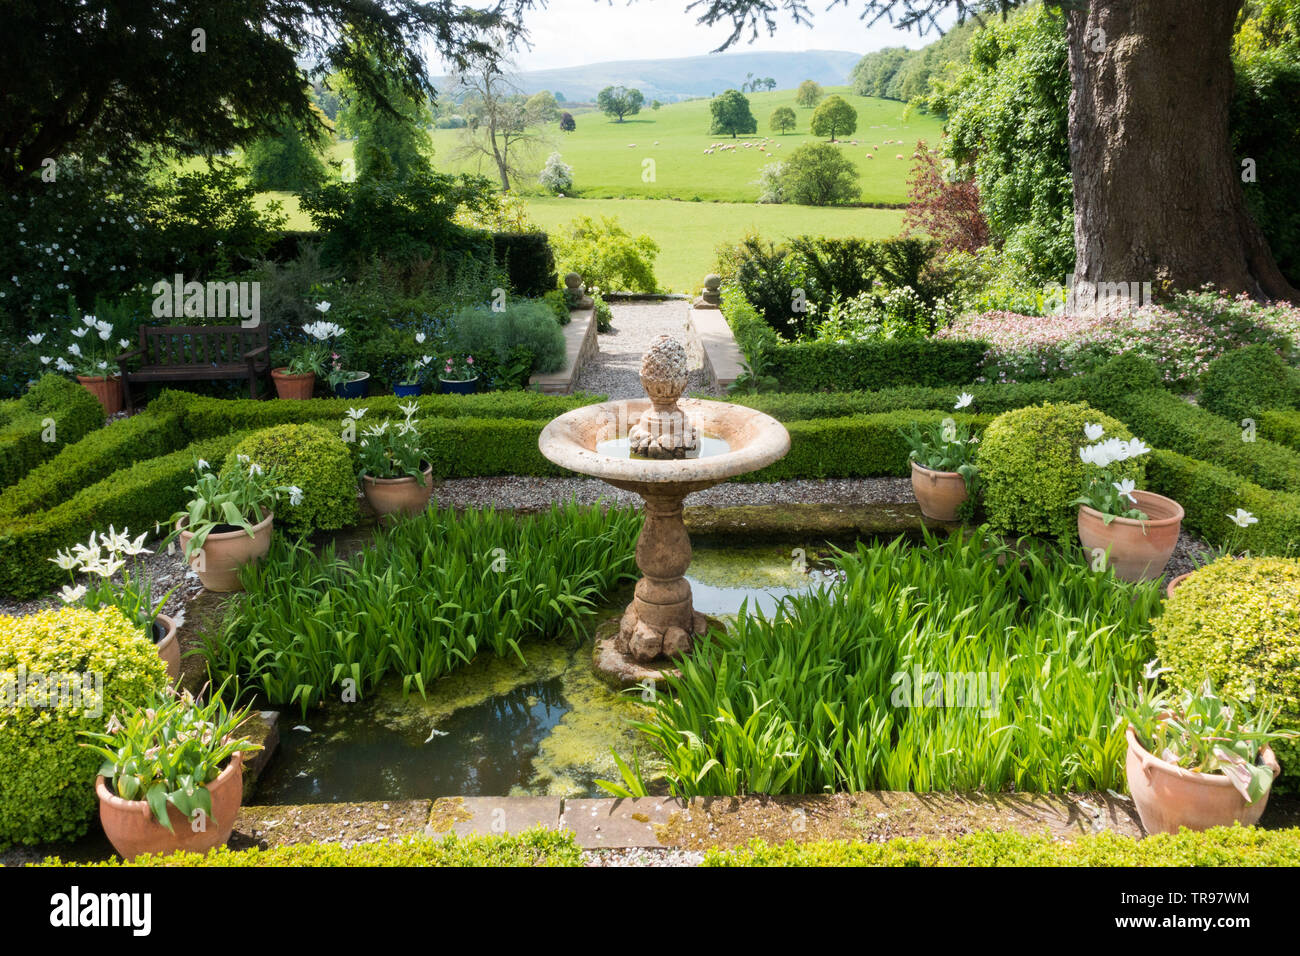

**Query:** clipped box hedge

left=1260, top=409, right=1300, bottom=452
left=39, top=828, right=585, bottom=867
left=0, top=375, right=104, bottom=489
left=178, top=390, right=599, bottom=440
left=1145, top=448, right=1300, bottom=556
left=0, top=410, right=188, bottom=519
left=1, top=606, right=169, bottom=847
left=0, top=431, right=250, bottom=598
left=1101, top=388, right=1300, bottom=493
left=703, top=826, right=1300, bottom=867
left=742, top=411, right=990, bottom=482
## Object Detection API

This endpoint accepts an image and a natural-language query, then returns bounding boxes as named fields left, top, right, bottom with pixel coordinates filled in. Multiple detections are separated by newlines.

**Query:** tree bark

left=1066, top=0, right=1297, bottom=301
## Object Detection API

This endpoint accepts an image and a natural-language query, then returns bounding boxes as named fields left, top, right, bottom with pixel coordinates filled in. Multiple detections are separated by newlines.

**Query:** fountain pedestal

left=538, top=334, right=790, bottom=686
left=616, top=491, right=707, bottom=663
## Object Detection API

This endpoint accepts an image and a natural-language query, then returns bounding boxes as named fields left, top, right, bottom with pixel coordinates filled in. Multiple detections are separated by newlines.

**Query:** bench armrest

left=115, top=348, right=144, bottom=363
left=243, top=345, right=268, bottom=361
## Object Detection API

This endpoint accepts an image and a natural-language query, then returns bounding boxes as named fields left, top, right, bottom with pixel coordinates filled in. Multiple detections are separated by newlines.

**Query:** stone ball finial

left=703, top=274, right=722, bottom=292
left=639, top=334, right=689, bottom=407
left=564, top=272, right=583, bottom=290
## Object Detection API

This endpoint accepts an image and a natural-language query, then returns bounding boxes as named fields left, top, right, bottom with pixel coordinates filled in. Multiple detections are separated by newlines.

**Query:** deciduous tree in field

left=769, top=106, right=798, bottom=134
left=597, top=86, right=645, bottom=122
left=810, top=95, right=858, bottom=141
left=711, top=90, right=759, bottom=138
left=780, top=142, right=861, bottom=206
left=795, top=79, right=825, bottom=107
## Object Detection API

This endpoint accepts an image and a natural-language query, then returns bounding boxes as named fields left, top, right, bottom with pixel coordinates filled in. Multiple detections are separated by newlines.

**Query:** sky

left=443, top=0, right=955, bottom=72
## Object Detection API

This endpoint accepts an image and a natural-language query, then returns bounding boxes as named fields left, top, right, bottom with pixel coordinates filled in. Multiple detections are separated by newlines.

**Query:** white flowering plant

left=49, top=527, right=175, bottom=632
left=1118, top=666, right=1295, bottom=804
left=166, top=457, right=299, bottom=561
left=1072, top=425, right=1153, bottom=523
left=354, top=402, right=430, bottom=484
left=899, top=395, right=981, bottom=491
left=285, top=318, right=344, bottom=376
left=397, top=334, right=434, bottom=386
left=59, top=313, right=120, bottom=378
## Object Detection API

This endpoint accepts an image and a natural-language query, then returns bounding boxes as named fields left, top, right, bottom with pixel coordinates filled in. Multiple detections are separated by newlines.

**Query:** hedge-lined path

left=574, top=300, right=719, bottom=399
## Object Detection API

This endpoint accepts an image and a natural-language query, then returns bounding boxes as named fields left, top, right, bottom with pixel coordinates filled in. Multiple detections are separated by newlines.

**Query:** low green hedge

left=38, top=828, right=585, bottom=867
left=741, top=411, right=991, bottom=482
left=1102, top=388, right=1300, bottom=493
left=0, top=410, right=187, bottom=519
left=0, top=375, right=104, bottom=489
left=703, top=827, right=1300, bottom=867
left=762, top=339, right=989, bottom=393
left=180, top=390, right=600, bottom=440
left=1260, top=409, right=1300, bottom=452
left=0, top=432, right=249, bottom=598
left=1145, top=448, right=1300, bottom=555
left=722, top=287, right=988, bottom=392
left=727, top=380, right=1081, bottom=421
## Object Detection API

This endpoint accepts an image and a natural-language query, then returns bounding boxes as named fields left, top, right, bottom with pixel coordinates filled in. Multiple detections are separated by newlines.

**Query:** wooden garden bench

left=115, top=324, right=270, bottom=412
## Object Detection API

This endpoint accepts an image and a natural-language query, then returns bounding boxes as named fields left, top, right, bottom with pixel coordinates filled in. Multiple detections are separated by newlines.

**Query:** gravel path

left=575, top=300, right=719, bottom=399
left=432, top=476, right=915, bottom=511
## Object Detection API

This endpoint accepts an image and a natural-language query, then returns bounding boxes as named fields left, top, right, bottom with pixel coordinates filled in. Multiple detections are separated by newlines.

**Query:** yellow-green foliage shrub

left=1154, top=556, right=1300, bottom=775
left=222, top=423, right=359, bottom=537
left=977, top=402, right=1143, bottom=541
left=0, top=606, right=168, bottom=847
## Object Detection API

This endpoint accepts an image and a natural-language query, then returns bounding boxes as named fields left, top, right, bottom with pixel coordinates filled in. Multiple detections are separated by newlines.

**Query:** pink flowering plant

left=1072, top=423, right=1153, bottom=523
left=939, top=288, right=1300, bottom=386
left=441, top=352, right=476, bottom=382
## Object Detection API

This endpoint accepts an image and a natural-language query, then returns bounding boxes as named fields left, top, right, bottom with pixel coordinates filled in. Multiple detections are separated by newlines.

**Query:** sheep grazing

left=896, top=153, right=904, bottom=159
left=866, top=154, right=874, bottom=159
left=873, top=145, right=879, bottom=150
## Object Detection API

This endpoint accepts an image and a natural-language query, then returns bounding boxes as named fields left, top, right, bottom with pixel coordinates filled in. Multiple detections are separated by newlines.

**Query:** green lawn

left=426, top=87, right=943, bottom=204
left=526, top=197, right=906, bottom=292
left=260, top=192, right=905, bottom=293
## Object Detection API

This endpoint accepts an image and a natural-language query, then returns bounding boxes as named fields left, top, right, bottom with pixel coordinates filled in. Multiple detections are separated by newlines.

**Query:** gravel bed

left=431, top=476, right=915, bottom=511
left=583, top=847, right=705, bottom=867
left=575, top=300, right=718, bottom=399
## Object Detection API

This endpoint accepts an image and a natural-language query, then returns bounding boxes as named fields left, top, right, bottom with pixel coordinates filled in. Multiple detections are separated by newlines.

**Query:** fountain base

left=591, top=613, right=719, bottom=691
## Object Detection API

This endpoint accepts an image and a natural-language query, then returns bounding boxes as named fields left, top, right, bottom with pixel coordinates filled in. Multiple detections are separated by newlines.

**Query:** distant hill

left=464, top=50, right=865, bottom=103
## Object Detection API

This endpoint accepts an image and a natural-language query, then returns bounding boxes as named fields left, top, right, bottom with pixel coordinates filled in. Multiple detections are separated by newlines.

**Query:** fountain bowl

left=538, top=398, right=790, bottom=497
left=539, top=393, right=790, bottom=683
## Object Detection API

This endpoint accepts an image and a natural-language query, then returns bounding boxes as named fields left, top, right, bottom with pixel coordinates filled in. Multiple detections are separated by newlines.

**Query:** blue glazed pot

left=393, top=382, right=422, bottom=398
left=439, top=376, right=479, bottom=396
left=333, top=372, right=370, bottom=399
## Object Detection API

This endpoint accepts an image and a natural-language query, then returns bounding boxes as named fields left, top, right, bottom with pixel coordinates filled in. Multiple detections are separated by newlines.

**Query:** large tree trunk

left=1066, top=0, right=1297, bottom=301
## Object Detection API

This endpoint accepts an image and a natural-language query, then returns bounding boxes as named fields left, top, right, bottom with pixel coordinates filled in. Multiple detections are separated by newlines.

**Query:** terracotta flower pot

left=176, top=511, right=274, bottom=593
left=153, top=613, right=180, bottom=682
left=1078, top=490, right=1183, bottom=583
left=362, top=464, right=434, bottom=518
left=96, top=752, right=244, bottom=861
left=910, top=461, right=968, bottom=522
left=1165, top=571, right=1192, bottom=600
left=271, top=368, right=315, bottom=400
left=1125, top=726, right=1280, bottom=835
left=77, top=375, right=122, bottom=416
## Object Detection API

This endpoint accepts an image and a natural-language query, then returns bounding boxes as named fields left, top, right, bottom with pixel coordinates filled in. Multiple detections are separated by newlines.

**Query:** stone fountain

left=538, top=335, right=790, bottom=686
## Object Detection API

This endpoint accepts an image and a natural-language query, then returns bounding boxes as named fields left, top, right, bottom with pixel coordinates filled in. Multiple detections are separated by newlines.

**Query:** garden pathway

left=573, top=299, right=719, bottom=399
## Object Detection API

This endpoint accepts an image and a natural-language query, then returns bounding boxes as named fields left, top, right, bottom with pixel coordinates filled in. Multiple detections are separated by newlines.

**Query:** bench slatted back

left=143, top=325, right=267, bottom=367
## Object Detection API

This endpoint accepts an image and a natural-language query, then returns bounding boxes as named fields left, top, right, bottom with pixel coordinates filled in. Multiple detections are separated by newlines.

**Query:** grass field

left=526, top=197, right=905, bottom=292
left=256, top=86, right=926, bottom=290
left=427, top=86, right=942, bottom=204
